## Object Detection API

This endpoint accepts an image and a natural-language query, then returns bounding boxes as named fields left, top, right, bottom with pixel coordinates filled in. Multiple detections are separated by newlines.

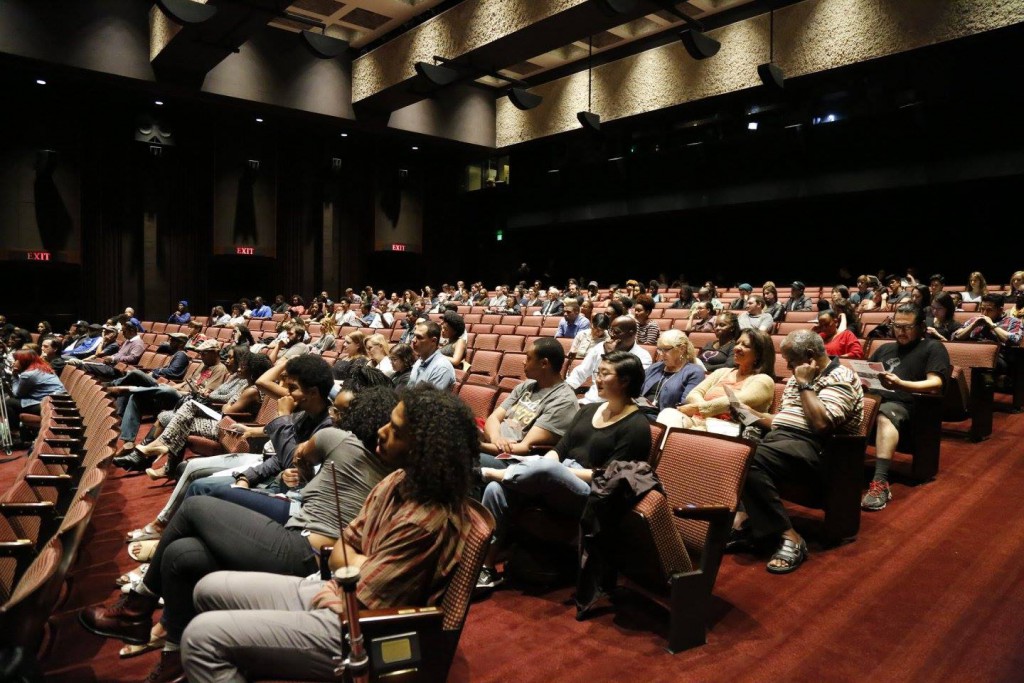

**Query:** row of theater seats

left=0, top=367, right=118, bottom=678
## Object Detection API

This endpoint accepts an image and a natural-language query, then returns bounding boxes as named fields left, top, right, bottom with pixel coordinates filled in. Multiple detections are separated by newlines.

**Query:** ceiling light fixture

left=35, top=79, right=46, bottom=85
left=757, top=10, right=785, bottom=88
left=255, top=117, right=264, bottom=123
left=340, top=133, right=348, bottom=137
left=154, top=0, right=218, bottom=25
left=155, top=100, right=164, bottom=106
left=576, top=36, right=601, bottom=132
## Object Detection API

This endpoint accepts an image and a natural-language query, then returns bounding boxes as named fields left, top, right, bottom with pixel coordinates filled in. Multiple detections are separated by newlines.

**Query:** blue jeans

left=119, top=385, right=181, bottom=441
left=481, top=458, right=589, bottom=545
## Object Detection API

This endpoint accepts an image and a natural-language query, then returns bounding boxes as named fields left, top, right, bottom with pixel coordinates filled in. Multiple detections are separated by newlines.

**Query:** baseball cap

left=738, top=283, right=753, bottom=292
left=791, top=281, right=805, bottom=289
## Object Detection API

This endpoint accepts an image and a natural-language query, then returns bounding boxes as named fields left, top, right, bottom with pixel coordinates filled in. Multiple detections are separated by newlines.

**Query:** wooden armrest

left=25, top=474, right=73, bottom=487
left=0, top=501, right=56, bottom=513
left=39, top=453, right=81, bottom=465
left=50, top=426, right=84, bottom=434
left=673, top=504, right=733, bottom=522
left=0, top=539, right=34, bottom=554
left=53, top=416, right=83, bottom=423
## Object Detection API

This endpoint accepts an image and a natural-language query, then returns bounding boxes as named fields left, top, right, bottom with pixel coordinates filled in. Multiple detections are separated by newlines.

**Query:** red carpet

left=8, top=404, right=1022, bottom=682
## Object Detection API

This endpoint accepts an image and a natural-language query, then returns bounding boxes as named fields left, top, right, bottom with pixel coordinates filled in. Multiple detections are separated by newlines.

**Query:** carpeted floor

left=7, top=402, right=1023, bottom=682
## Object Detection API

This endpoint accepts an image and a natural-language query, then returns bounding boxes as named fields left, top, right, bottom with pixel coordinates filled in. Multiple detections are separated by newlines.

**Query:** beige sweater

left=685, top=368, right=775, bottom=417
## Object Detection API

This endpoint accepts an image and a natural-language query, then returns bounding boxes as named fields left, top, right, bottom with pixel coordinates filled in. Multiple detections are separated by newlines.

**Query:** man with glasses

left=861, top=304, right=949, bottom=511
left=567, top=316, right=652, bottom=404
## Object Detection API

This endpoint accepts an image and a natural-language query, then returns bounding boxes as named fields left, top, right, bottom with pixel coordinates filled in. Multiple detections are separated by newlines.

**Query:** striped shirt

left=340, top=470, right=469, bottom=609
left=771, top=360, right=864, bottom=435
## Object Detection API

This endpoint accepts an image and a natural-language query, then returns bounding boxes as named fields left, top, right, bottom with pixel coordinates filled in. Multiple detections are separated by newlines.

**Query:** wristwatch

left=797, top=383, right=815, bottom=392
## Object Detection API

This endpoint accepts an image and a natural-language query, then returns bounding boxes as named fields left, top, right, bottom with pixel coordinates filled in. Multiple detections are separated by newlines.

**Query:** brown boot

left=79, top=590, right=158, bottom=644
left=145, top=649, right=185, bottom=683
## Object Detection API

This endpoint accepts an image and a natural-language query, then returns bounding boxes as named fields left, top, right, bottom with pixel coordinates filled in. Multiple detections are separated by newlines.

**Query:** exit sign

left=236, top=247, right=255, bottom=255
left=391, top=243, right=406, bottom=252
left=27, top=251, right=51, bottom=261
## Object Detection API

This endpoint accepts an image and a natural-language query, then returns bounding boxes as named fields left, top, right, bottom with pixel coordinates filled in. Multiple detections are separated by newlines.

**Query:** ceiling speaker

left=414, top=61, right=460, bottom=86
left=758, top=62, right=785, bottom=89
left=301, top=31, right=349, bottom=59
left=680, top=29, right=720, bottom=60
left=577, top=111, right=601, bottom=132
left=508, top=87, right=543, bottom=110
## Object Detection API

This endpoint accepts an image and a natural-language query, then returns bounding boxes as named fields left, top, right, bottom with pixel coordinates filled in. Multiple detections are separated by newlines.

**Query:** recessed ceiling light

left=411, top=146, right=419, bottom=150
left=747, top=122, right=758, bottom=131
left=255, top=117, right=264, bottom=123
left=340, top=133, right=348, bottom=137
left=35, top=79, right=47, bottom=85
left=155, top=100, right=164, bottom=106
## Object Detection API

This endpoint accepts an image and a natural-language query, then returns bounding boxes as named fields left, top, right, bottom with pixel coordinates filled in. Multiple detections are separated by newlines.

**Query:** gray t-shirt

left=283, top=342, right=309, bottom=360
left=285, top=428, right=393, bottom=537
left=499, top=379, right=579, bottom=441
left=739, top=312, right=776, bottom=332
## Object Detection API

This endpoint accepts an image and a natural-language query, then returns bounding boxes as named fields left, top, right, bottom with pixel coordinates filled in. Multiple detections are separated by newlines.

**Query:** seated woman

left=671, top=284, right=696, bottom=310
left=225, top=304, right=246, bottom=328
left=288, top=294, right=306, bottom=317
left=232, top=322, right=255, bottom=351
left=136, top=353, right=272, bottom=481
left=80, top=387, right=402, bottom=682
left=568, top=312, right=610, bottom=363
left=438, top=310, right=468, bottom=368
left=388, top=343, right=414, bottom=388
left=658, top=328, right=775, bottom=431
left=698, top=310, right=741, bottom=372
left=927, top=291, right=959, bottom=341
left=331, top=331, right=369, bottom=380
left=1010, top=292, right=1024, bottom=321
left=961, top=271, right=988, bottom=303
left=5, top=349, right=64, bottom=444
left=763, top=283, right=786, bottom=321
left=477, top=351, right=651, bottom=589
left=308, top=316, right=336, bottom=355
left=640, top=330, right=705, bottom=413
left=1005, top=271, right=1024, bottom=297
left=909, top=284, right=933, bottom=322
left=364, top=333, right=393, bottom=376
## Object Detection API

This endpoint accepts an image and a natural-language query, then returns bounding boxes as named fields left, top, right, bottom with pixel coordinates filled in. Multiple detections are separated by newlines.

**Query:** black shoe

left=113, top=451, right=153, bottom=472
left=473, top=567, right=504, bottom=597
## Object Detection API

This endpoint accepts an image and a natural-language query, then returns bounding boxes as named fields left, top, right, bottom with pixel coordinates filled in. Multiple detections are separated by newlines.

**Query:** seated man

left=739, top=295, right=776, bottom=333
left=951, top=293, right=1022, bottom=374
left=359, top=302, right=384, bottom=329
left=860, top=304, right=948, bottom=511
left=40, top=337, right=66, bottom=377
left=730, top=283, right=753, bottom=310
left=124, top=307, right=145, bottom=332
left=62, top=322, right=104, bottom=359
left=480, top=338, right=579, bottom=463
left=80, top=386, right=411, bottom=683
left=567, top=316, right=653, bottom=404
left=537, top=287, right=565, bottom=317
left=186, top=354, right=335, bottom=499
left=172, top=386, right=477, bottom=683
left=729, top=330, right=864, bottom=574
left=168, top=300, right=191, bottom=325
left=555, top=300, right=590, bottom=339
left=183, top=319, right=208, bottom=351
left=60, top=320, right=90, bottom=355
left=486, top=285, right=509, bottom=312
left=68, top=321, right=145, bottom=378
left=250, top=296, right=273, bottom=319
left=408, top=321, right=456, bottom=391
left=784, top=281, right=815, bottom=312
left=109, top=340, right=228, bottom=451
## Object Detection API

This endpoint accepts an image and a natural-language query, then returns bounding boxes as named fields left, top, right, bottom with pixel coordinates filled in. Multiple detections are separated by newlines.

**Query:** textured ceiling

left=271, top=0, right=449, bottom=49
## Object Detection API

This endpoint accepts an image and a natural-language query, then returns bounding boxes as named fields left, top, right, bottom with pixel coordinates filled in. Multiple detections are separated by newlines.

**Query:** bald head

left=609, top=315, right=637, bottom=350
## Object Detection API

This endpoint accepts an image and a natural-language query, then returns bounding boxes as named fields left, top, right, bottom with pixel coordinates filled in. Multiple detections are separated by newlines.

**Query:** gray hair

left=781, top=329, right=825, bottom=361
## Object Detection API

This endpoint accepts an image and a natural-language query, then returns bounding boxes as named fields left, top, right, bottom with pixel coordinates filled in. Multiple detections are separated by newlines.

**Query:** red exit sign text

left=391, top=243, right=406, bottom=252
left=236, top=247, right=255, bottom=255
left=27, top=251, right=52, bottom=261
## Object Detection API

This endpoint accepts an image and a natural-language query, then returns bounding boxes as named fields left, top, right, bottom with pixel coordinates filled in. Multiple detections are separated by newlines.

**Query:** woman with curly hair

left=82, top=385, right=406, bottom=681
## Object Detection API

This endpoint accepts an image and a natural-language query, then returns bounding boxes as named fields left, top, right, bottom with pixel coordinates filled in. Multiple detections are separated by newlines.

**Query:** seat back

left=439, top=500, right=495, bottom=633
left=456, top=383, right=498, bottom=421
left=656, top=429, right=755, bottom=559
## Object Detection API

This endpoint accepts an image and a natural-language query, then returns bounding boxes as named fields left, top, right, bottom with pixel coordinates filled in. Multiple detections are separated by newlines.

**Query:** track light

left=154, top=0, right=218, bottom=25
left=679, top=28, right=720, bottom=60
left=508, top=87, right=543, bottom=111
left=414, top=61, right=460, bottom=86
left=577, top=111, right=601, bottom=132
left=301, top=30, right=349, bottom=59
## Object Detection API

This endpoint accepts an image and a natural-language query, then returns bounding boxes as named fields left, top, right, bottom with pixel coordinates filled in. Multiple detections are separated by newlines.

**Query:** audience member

left=556, top=300, right=591, bottom=340
left=6, top=349, right=64, bottom=443
left=697, top=310, right=741, bottom=372
left=568, top=312, right=610, bottom=362
left=861, top=304, right=949, bottom=511
left=640, top=330, right=705, bottom=413
left=409, top=321, right=456, bottom=391
left=739, top=295, right=775, bottom=332
left=567, top=316, right=653, bottom=404
left=730, top=283, right=753, bottom=310
left=632, top=295, right=661, bottom=344
left=961, top=271, right=988, bottom=303
left=784, top=281, right=814, bottom=312
left=439, top=311, right=468, bottom=368
left=815, top=309, right=863, bottom=359
left=951, top=293, right=1022, bottom=372
left=167, top=301, right=191, bottom=325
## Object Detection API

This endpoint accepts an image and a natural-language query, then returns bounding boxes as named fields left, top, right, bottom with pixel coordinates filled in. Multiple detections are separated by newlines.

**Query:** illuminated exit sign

left=236, top=247, right=255, bottom=255
left=27, top=251, right=52, bottom=261
left=391, top=243, right=406, bottom=252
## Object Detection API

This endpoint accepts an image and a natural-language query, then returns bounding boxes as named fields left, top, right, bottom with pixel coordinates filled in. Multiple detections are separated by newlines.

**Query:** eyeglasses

left=892, top=323, right=916, bottom=331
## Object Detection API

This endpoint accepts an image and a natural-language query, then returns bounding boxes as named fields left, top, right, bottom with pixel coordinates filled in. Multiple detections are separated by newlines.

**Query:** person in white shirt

left=566, top=316, right=652, bottom=404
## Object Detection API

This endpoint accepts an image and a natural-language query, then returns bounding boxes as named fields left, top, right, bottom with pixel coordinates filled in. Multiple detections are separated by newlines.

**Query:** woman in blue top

left=640, top=329, right=706, bottom=413
left=7, top=349, right=64, bottom=441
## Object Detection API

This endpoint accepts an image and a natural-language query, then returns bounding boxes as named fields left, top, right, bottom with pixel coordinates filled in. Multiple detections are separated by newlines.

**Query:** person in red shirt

left=816, top=309, right=863, bottom=359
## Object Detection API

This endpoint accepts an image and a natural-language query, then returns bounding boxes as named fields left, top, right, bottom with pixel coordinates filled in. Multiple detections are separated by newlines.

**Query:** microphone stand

left=328, top=462, right=370, bottom=683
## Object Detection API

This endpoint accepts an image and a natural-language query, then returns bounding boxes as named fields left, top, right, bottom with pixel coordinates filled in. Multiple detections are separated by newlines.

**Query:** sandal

left=128, top=540, right=159, bottom=563
left=116, top=563, right=149, bottom=587
left=766, top=537, right=808, bottom=575
left=125, top=524, right=162, bottom=544
left=119, top=628, right=165, bottom=659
